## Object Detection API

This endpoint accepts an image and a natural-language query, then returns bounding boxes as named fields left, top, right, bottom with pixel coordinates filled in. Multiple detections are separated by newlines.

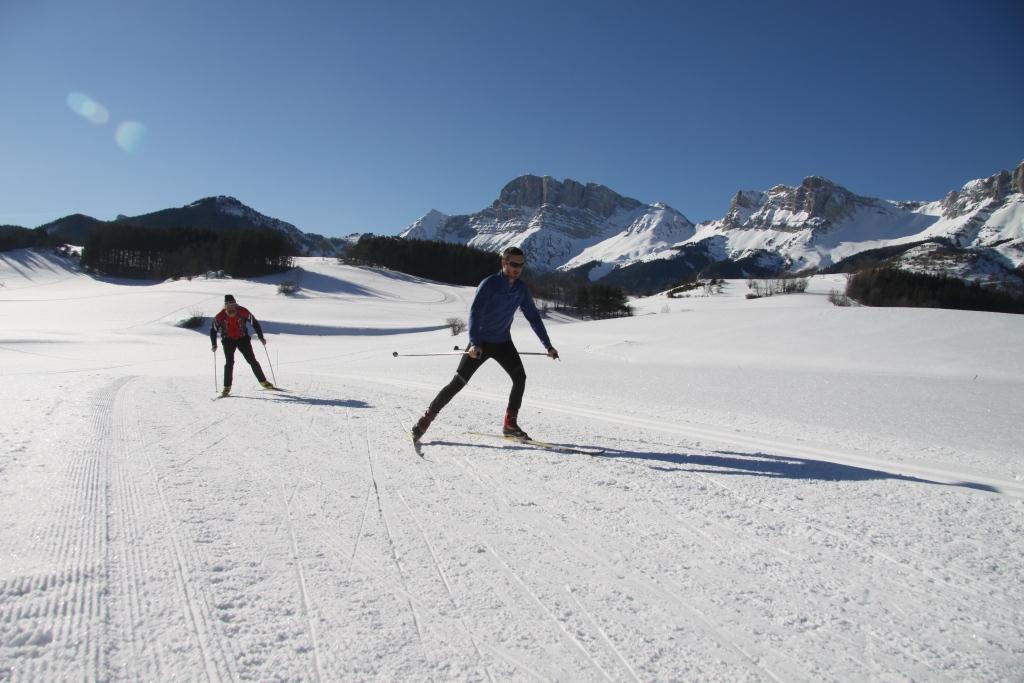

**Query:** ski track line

left=683, top=464, right=1023, bottom=634
left=110, top=377, right=152, bottom=677
left=340, top=409, right=374, bottom=582
left=6, top=377, right=128, bottom=680
left=127, top=375, right=242, bottom=680
left=493, top=416, right=1021, bottom=674
left=358, top=375, right=1020, bottom=678
left=552, top=415, right=1023, bottom=639
left=381, top=406, right=574, bottom=681
left=355, top=377, right=795, bottom=677
left=387, top=397, right=593, bottom=679
left=354, top=372, right=1024, bottom=498
left=259, top=470, right=326, bottom=683
left=565, top=583, right=643, bottom=683
left=631, top=480, right=970, bottom=679
left=391, top=488, right=498, bottom=681
left=390, top=400, right=612, bottom=680
left=266, top=477, right=486, bottom=676
left=311, top=373, right=1024, bottom=647
left=145, top=379, right=242, bottom=682
left=300, top=405, right=504, bottom=676
left=377, top=404, right=497, bottom=682
left=480, top=537, right=616, bottom=683
left=359, top=417, right=425, bottom=644
left=632, top=468, right=1018, bottom=650
left=435, top=459, right=624, bottom=682
left=446, top=446, right=781, bottom=679
left=449, top=452, right=792, bottom=682
left=358, top=374, right=1023, bottom=631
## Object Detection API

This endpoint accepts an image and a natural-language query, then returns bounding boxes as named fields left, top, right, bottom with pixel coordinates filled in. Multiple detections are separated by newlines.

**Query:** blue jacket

left=468, top=272, right=552, bottom=349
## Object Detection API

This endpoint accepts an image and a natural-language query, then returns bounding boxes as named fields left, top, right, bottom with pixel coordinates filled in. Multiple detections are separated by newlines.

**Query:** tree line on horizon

left=845, top=267, right=1024, bottom=314
left=343, top=236, right=633, bottom=319
left=7, top=223, right=1021, bottom=315
left=0, top=225, right=63, bottom=252
left=81, top=223, right=293, bottom=279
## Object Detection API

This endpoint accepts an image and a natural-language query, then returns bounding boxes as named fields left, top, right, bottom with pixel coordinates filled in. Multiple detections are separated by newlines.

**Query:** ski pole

left=262, top=341, right=278, bottom=385
left=453, top=346, right=551, bottom=356
left=392, top=346, right=552, bottom=358
left=393, top=346, right=465, bottom=358
left=212, top=346, right=218, bottom=391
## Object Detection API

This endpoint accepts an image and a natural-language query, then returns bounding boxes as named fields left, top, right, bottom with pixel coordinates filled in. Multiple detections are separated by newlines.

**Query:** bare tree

left=446, top=317, right=467, bottom=335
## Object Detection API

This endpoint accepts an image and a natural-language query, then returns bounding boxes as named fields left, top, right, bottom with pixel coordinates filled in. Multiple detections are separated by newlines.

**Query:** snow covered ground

left=2, top=250, right=1023, bottom=681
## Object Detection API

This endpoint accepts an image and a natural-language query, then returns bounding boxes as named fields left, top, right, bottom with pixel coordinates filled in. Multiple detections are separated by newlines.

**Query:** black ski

left=466, top=432, right=604, bottom=455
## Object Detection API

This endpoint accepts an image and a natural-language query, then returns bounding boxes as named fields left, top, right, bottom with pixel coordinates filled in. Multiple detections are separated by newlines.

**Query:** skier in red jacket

left=210, top=294, right=273, bottom=396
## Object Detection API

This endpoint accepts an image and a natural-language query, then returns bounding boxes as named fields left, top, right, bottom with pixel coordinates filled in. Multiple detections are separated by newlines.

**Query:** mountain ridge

left=403, top=163, right=1024, bottom=292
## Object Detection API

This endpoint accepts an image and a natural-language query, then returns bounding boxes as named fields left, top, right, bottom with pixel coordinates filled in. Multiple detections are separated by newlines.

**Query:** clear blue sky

left=2, top=0, right=1022, bottom=236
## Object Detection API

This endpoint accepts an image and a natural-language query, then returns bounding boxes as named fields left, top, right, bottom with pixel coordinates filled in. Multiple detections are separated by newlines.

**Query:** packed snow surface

left=2, top=250, right=1023, bottom=681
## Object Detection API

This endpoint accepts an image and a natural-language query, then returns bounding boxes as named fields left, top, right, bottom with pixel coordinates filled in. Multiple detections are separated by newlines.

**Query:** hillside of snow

left=2, top=250, right=1023, bottom=680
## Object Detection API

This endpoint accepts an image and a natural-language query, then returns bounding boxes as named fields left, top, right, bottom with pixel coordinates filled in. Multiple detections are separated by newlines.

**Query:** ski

left=466, top=431, right=604, bottom=455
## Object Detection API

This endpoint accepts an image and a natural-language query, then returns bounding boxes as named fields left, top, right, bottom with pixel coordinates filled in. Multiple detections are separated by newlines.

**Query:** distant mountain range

left=34, top=196, right=360, bottom=256
left=21, top=161, right=1024, bottom=293
left=402, top=162, right=1024, bottom=293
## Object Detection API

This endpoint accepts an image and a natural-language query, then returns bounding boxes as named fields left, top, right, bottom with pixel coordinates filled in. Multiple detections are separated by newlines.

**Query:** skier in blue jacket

left=412, top=246, right=559, bottom=442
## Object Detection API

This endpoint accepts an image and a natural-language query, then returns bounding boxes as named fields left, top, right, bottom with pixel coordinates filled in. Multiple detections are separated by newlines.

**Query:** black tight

left=222, top=337, right=267, bottom=387
left=428, top=340, right=526, bottom=415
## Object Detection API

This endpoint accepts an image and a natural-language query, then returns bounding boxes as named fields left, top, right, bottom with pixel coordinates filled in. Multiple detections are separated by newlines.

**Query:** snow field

left=1, top=251, right=1022, bottom=680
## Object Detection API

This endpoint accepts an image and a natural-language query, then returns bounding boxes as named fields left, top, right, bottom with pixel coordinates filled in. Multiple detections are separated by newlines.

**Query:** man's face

left=502, top=256, right=525, bottom=281
left=225, top=302, right=238, bottom=316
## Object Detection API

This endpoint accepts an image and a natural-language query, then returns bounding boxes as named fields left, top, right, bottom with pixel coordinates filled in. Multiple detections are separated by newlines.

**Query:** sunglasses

left=505, top=261, right=525, bottom=268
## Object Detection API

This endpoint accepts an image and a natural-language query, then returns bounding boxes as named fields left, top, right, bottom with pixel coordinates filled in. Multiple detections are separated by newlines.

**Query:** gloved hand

left=259, top=337, right=267, bottom=345
left=547, top=347, right=559, bottom=360
left=211, top=345, right=217, bottom=352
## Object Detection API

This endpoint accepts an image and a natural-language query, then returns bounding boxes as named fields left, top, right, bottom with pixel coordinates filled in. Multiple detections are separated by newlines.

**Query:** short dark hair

left=502, top=246, right=524, bottom=260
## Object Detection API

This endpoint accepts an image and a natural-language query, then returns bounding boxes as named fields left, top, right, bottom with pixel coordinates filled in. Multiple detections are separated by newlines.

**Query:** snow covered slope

left=2, top=250, right=1023, bottom=680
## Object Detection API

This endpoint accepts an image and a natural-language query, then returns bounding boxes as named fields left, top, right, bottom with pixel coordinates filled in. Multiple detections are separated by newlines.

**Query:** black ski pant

left=222, top=337, right=267, bottom=387
left=428, top=340, right=526, bottom=416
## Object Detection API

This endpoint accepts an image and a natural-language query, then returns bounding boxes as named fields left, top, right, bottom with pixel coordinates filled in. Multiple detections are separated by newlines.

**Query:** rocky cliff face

left=942, top=162, right=1024, bottom=218
left=401, top=175, right=694, bottom=271
left=720, top=177, right=866, bottom=233
left=495, top=176, right=642, bottom=219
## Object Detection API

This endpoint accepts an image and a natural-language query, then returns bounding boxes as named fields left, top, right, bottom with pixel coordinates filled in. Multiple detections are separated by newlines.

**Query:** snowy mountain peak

left=943, top=162, right=1024, bottom=218
left=717, top=176, right=871, bottom=235
left=401, top=174, right=693, bottom=272
left=496, top=175, right=643, bottom=219
left=403, top=210, right=451, bottom=241
left=187, top=195, right=245, bottom=210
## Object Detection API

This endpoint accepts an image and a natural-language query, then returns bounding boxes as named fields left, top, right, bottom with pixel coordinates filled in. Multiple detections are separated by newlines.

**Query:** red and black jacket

left=210, top=306, right=265, bottom=345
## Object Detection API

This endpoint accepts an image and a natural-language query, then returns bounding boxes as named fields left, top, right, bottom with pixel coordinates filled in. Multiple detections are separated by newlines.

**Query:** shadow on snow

left=188, top=321, right=448, bottom=336
left=229, top=393, right=372, bottom=409
left=431, top=439, right=1001, bottom=495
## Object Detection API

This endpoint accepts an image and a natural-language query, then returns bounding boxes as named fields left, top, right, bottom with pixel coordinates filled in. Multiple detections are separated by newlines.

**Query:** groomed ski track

left=2, top=370, right=1021, bottom=681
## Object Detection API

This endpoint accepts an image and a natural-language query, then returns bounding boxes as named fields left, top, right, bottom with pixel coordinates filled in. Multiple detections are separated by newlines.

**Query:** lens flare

left=66, top=91, right=110, bottom=124
left=115, top=121, right=148, bottom=152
